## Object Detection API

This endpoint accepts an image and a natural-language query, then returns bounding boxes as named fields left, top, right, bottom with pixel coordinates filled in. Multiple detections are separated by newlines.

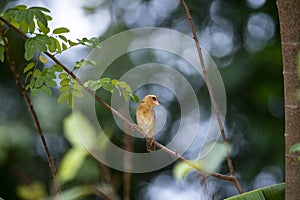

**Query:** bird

left=136, top=94, right=160, bottom=152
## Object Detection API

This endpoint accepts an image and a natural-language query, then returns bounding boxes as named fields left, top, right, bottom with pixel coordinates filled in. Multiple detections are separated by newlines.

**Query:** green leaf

left=58, top=91, right=70, bottom=104
left=53, top=64, right=63, bottom=72
left=173, top=142, right=228, bottom=180
left=49, top=185, right=93, bottom=200
left=24, top=38, right=36, bottom=60
left=59, top=85, right=70, bottom=92
left=15, top=5, right=27, bottom=10
left=73, top=59, right=98, bottom=70
left=28, top=21, right=35, bottom=33
left=41, top=68, right=48, bottom=76
left=130, top=94, right=140, bottom=103
left=225, top=183, right=285, bottom=200
left=64, top=111, right=97, bottom=146
left=32, top=69, right=41, bottom=78
left=54, top=38, right=62, bottom=53
left=57, top=147, right=87, bottom=184
left=72, top=89, right=83, bottom=97
left=102, top=82, right=114, bottom=93
left=68, top=39, right=77, bottom=47
left=33, top=9, right=47, bottom=27
left=173, top=160, right=202, bottom=181
left=83, top=80, right=101, bottom=91
left=100, top=77, right=111, bottom=83
left=29, top=7, right=51, bottom=13
left=35, top=35, right=51, bottom=52
left=48, top=37, right=57, bottom=53
left=111, top=79, right=119, bottom=86
left=19, top=20, right=28, bottom=33
left=76, top=37, right=100, bottom=49
left=53, top=27, right=70, bottom=34
left=62, top=42, right=68, bottom=51
left=37, top=20, right=50, bottom=34
left=38, top=55, right=48, bottom=63
left=25, top=71, right=33, bottom=82
left=46, top=79, right=57, bottom=87
left=68, top=95, right=73, bottom=107
left=122, top=89, right=129, bottom=101
left=119, top=81, right=127, bottom=89
left=31, top=87, right=42, bottom=96
left=42, top=86, right=52, bottom=96
left=72, top=80, right=83, bottom=91
left=59, top=72, right=68, bottom=79
left=44, top=14, right=52, bottom=21
left=27, top=77, right=35, bottom=90
left=23, top=62, right=35, bottom=73
left=46, top=70, right=56, bottom=79
left=126, top=85, right=133, bottom=93
left=35, top=76, right=45, bottom=87
left=16, top=181, right=47, bottom=200
left=25, top=9, right=34, bottom=24
left=15, top=9, right=26, bottom=23
left=60, top=78, right=70, bottom=86
left=58, top=35, right=68, bottom=43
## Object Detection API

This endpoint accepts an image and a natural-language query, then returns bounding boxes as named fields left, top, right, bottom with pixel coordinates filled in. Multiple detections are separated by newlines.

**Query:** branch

left=123, top=131, right=132, bottom=200
left=0, top=16, right=240, bottom=190
left=179, top=0, right=243, bottom=193
left=0, top=24, right=61, bottom=194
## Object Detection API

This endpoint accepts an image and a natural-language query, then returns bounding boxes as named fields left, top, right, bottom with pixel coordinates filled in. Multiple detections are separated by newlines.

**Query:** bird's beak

left=154, top=100, right=160, bottom=105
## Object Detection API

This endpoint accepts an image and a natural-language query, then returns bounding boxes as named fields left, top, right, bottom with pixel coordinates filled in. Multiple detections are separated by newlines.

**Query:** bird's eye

left=151, top=96, right=157, bottom=101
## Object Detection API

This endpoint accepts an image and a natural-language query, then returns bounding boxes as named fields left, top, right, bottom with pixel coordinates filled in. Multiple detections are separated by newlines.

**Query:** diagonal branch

left=0, top=24, right=61, bottom=194
left=0, top=16, right=241, bottom=190
left=179, top=0, right=243, bottom=193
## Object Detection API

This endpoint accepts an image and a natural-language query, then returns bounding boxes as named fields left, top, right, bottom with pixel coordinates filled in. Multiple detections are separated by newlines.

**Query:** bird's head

left=141, top=94, right=160, bottom=107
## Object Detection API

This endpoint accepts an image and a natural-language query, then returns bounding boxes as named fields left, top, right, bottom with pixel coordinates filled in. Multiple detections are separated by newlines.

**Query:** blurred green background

left=0, top=0, right=284, bottom=199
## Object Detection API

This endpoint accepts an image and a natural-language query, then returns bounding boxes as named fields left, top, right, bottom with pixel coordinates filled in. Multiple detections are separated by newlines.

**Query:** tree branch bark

left=277, top=0, right=300, bottom=199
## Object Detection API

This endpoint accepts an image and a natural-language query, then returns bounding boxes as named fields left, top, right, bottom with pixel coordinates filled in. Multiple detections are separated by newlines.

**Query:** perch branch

left=0, top=24, right=61, bottom=194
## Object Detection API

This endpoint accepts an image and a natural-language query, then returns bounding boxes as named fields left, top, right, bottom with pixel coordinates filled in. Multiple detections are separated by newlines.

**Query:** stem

left=1, top=16, right=241, bottom=190
left=123, top=132, right=132, bottom=200
left=0, top=25, right=61, bottom=193
left=179, top=0, right=243, bottom=194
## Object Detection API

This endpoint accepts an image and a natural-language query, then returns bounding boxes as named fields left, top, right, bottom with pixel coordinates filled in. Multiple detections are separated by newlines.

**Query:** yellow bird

left=136, top=95, right=160, bottom=151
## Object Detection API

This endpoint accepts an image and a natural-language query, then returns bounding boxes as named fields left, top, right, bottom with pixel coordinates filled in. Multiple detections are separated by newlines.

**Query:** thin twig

left=179, top=0, right=243, bottom=193
left=0, top=16, right=241, bottom=189
left=123, top=131, right=132, bottom=200
left=0, top=24, right=61, bottom=193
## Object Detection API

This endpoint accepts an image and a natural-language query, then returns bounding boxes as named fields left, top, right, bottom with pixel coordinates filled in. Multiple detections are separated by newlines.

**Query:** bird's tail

left=146, top=137, right=155, bottom=152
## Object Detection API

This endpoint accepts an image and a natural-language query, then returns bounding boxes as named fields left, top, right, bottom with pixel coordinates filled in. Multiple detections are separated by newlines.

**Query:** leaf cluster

left=1, top=5, right=101, bottom=61
left=57, top=73, right=83, bottom=107
left=23, top=61, right=62, bottom=96
left=84, top=78, right=139, bottom=102
left=0, top=4, right=138, bottom=106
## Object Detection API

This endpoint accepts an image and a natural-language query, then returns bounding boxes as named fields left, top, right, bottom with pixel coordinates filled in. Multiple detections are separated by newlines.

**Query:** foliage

left=225, top=183, right=285, bottom=200
left=173, top=142, right=228, bottom=179
left=0, top=4, right=138, bottom=108
left=16, top=181, right=47, bottom=200
left=84, top=78, right=139, bottom=102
